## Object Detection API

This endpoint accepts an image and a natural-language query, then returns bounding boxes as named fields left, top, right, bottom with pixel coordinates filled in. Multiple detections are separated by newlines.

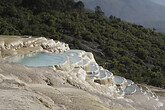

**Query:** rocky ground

left=0, top=35, right=69, bottom=58
left=0, top=59, right=128, bottom=110
left=1, top=59, right=165, bottom=110
left=0, top=35, right=165, bottom=110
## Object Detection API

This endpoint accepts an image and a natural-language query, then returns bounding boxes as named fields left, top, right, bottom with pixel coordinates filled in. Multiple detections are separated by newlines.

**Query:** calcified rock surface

left=0, top=35, right=165, bottom=110
left=0, top=35, right=69, bottom=58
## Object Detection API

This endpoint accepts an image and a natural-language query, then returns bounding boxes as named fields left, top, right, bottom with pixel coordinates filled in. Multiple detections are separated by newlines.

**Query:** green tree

left=74, top=1, right=84, bottom=13
left=95, top=6, right=104, bottom=18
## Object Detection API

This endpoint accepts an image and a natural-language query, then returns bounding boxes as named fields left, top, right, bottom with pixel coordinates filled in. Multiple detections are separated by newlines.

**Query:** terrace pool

left=5, top=50, right=87, bottom=67
left=6, top=52, right=67, bottom=67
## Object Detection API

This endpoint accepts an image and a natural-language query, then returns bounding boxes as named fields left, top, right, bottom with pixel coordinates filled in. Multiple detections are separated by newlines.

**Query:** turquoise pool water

left=5, top=50, right=86, bottom=67
left=114, top=75, right=125, bottom=85
left=6, top=52, right=67, bottom=67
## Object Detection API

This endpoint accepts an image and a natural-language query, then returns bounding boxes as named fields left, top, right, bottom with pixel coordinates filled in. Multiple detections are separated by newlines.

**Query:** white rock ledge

left=0, top=35, right=70, bottom=58
left=0, top=35, right=162, bottom=108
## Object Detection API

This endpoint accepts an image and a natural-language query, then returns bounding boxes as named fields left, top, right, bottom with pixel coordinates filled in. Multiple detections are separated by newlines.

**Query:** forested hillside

left=0, top=0, right=165, bottom=88
left=76, top=0, right=165, bottom=32
left=151, top=0, right=165, bottom=6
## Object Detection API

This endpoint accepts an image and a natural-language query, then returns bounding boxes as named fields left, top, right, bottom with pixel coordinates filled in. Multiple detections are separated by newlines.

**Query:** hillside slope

left=76, top=0, right=165, bottom=32
left=0, top=36, right=165, bottom=110
left=1, top=54, right=165, bottom=110
left=151, top=0, right=165, bottom=6
left=0, top=0, right=165, bottom=88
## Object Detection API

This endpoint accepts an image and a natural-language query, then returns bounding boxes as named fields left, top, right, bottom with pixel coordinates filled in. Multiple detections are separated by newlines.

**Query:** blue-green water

left=6, top=52, right=67, bottom=67
left=6, top=50, right=85, bottom=67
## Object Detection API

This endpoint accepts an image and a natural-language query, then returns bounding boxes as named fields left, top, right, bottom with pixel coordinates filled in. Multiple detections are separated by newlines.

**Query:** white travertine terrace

left=1, top=35, right=165, bottom=110
left=0, top=35, right=160, bottom=99
left=0, top=35, right=70, bottom=58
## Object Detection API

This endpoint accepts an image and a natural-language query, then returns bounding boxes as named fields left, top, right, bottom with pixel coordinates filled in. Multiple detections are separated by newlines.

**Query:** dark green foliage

left=77, top=0, right=165, bottom=32
left=74, top=1, right=84, bottom=13
left=0, top=0, right=165, bottom=88
left=95, top=6, right=104, bottom=18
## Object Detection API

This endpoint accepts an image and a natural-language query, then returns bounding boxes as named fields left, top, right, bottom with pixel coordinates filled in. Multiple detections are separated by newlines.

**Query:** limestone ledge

left=0, top=36, right=165, bottom=110
left=1, top=35, right=159, bottom=98
left=0, top=35, right=70, bottom=58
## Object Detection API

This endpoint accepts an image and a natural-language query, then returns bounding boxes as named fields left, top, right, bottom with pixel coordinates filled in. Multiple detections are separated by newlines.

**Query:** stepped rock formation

left=0, top=35, right=165, bottom=110
left=0, top=35, right=69, bottom=58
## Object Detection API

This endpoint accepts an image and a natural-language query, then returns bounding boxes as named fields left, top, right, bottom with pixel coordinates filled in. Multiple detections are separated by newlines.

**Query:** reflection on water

left=6, top=52, right=67, bottom=67
left=5, top=50, right=85, bottom=67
